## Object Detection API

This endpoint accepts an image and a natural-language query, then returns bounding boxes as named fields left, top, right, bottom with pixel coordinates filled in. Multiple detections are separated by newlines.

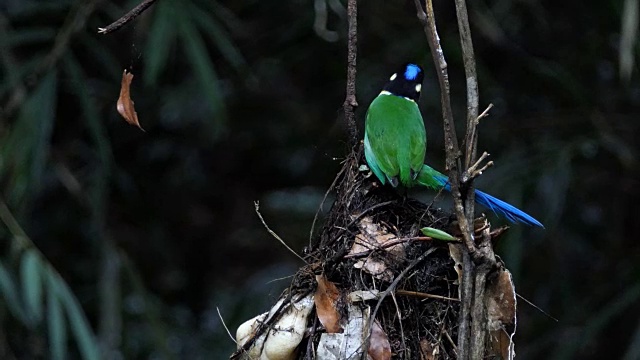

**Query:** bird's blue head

left=383, top=63, right=424, bottom=101
left=404, top=63, right=421, bottom=81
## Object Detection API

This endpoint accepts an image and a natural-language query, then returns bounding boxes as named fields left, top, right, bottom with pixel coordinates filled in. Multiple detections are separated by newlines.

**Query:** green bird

left=364, top=63, right=426, bottom=188
left=364, top=63, right=543, bottom=227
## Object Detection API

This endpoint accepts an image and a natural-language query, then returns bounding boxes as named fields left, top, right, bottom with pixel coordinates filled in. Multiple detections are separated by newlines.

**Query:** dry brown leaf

left=419, top=339, right=438, bottom=360
left=486, top=268, right=517, bottom=360
left=448, top=244, right=463, bottom=290
left=315, top=275, right=342, bottom=333
left=368, top=320, right=391, bottom=360
left=117, top=70, right=144, bottom=131
left=349, top=217, right=405, bottom=281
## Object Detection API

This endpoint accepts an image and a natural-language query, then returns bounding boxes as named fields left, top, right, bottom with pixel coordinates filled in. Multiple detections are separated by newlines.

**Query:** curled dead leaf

left=420, top=339, right=438, bottom=360
left=486, top=268, right=517, bottom=360
left=315, top=275, right=342, bottom=333
left=448, top=243, right=463, bottom=290
left=117, top=69, right=144, bottom=131
left=349, top=217, right=405, bottom=281
left=368, top=319, right=391, bottom=360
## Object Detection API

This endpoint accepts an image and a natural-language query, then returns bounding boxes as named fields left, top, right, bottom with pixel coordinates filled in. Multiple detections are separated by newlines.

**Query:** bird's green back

left=365, top=93, right=426, bottom=186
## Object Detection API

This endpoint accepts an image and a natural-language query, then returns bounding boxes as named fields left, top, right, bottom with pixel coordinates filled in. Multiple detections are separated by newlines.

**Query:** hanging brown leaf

left=315, top=275, right=342, bottom=333
left=117, top=69, right=144, bottom=131
left=368, top=319, right=391, bottom=360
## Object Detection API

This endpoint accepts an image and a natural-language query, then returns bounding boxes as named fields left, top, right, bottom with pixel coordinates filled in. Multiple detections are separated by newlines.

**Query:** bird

left=364, top=63, right=543, bottom=227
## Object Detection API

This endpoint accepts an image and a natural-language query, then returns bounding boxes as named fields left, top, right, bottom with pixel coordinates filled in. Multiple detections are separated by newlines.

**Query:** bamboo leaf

left=78, top=35, right=122, bottom=81
left=7, top=27, right=56, bottom=46
left=177, top=5, right=227, bottom=131
left=143, top=0, right=176, bottom=86
left=46, top=269, right=68, bottom=360
left=0, top=260, right=29, bottom=324
left=620, top=0, right=639, bottom=81
left=189, top=1, right=246, bottom=72
left=51, top=272, right=100, bottom=360
left=420, top=227, right=457, bottom=241
left=4, top=71, right=57, bottom=209
left=20, top=249, right=43, bottom=323
left=61, top=53, right=112, bottom=193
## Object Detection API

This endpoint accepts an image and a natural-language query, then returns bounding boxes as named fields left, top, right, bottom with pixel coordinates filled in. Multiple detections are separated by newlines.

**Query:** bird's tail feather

left=473, top=189, right=543, bottom=227
left=417, top=165, right=543, bottom=227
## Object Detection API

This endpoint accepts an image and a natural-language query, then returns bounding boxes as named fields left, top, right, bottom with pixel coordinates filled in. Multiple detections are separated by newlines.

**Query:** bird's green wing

left=365, top=94, right=426, bottom=186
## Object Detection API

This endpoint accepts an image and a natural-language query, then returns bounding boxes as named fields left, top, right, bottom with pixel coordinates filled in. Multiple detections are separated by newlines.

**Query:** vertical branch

left=414, top=0, right=498, bottom=359
left=454, top=0, right=479, bottom=223
left=343, top=0, right=358, bottom=146
left=413, top=3, right=477, bottom=358
left=412, top=1, right=475, bottom=252
left=455, top=0, right=479, bottom=170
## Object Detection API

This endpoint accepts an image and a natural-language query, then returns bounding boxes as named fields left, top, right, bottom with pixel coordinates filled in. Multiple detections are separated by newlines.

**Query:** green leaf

left=20, top=249, right=43, bottom=323
left=420, top=227, right=457, bottom=241
left=78, top=35, right=122, bottom=81
left=177, top=4, right=227, bottom=131
left=144, top=0, right=176, bottom=86
left=46, top=269, right=68, bottom=360
left=61, top=54, right=112, bottom=222
left=0, top=260, right=29, bottom=324
left=3, top=71, right=57, bottom=210
left=7, top=27, right=56, bottom=46
left=189, top=1, right=246, bottom=72
left=51, top=272, right=100, bottom=360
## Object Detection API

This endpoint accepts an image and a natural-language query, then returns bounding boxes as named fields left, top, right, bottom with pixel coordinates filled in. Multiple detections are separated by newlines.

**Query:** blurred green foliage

left=0, top=0, right=639, bottom=358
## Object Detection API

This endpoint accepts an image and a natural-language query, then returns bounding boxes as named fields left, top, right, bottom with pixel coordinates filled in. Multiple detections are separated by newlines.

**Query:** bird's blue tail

left=428, top=171, right=543, bottom=227
left=473, top=189, right=543, bottom=227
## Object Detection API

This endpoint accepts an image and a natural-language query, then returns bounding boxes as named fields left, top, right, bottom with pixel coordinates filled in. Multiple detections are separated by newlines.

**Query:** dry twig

left=98, top=0, right=158, bottom=34
left=254, top=201, right=308, bottom=264
left=342, top=0, right=358, bottom=146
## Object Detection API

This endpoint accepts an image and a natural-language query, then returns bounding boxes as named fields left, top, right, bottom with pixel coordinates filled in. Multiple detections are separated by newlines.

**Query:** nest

left=232, top=148, right=491, bottom=359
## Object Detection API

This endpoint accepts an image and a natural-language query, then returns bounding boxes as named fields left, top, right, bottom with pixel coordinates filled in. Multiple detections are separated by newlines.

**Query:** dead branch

left=98, top=0, right=158, bottom=34
left=343, top=0, right=358, bottom=146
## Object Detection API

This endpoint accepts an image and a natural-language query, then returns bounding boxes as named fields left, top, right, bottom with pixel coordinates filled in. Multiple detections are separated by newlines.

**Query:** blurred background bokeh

left=1, top=0, right=639, bottom=358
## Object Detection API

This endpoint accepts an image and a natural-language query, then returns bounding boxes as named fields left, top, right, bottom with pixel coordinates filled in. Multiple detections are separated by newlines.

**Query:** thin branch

left=454, top=0, right=481, bottom=229
left=516, top=293, right=558, bottom=322
left=414, top=0, right=475, bottom=255
left=343, top=0, right=358, bottom=146
left=365, top=248, right=437, bottom=352
left=476, top=103, right=494, bottom=122
left=414, top=1, right=500, bottom=358
left=254, top=201, right=308, bottom=264
left=216, top=307, right=238, bottom=344
left=342, top=235, right=440, bottom=259
left=396, top=289, right=460, bottom=302
left=455, top=0, right=480, bottom=171
left=98, top=0, right=158, bottom=34
left=309, top=157, right=348, bottom=249
left=462, top=151, right=493, bottom=183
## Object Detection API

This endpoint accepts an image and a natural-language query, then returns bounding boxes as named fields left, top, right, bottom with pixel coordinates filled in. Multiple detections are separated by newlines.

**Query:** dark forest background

left=1, top=0, right=639, bottom=359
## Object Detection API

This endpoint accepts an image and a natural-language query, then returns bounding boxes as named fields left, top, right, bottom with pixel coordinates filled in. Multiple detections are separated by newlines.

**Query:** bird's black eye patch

left=382, top=63, right=425, bottom=102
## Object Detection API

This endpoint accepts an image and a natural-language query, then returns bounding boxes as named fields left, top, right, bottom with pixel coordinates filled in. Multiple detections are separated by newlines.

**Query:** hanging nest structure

left=231, top=148, right=515, bottom=360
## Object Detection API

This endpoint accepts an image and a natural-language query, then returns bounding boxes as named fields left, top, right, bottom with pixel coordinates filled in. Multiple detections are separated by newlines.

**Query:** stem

left=98, top=0, right=158, bottom=34
left=343, top=0, right=358, bottom=146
